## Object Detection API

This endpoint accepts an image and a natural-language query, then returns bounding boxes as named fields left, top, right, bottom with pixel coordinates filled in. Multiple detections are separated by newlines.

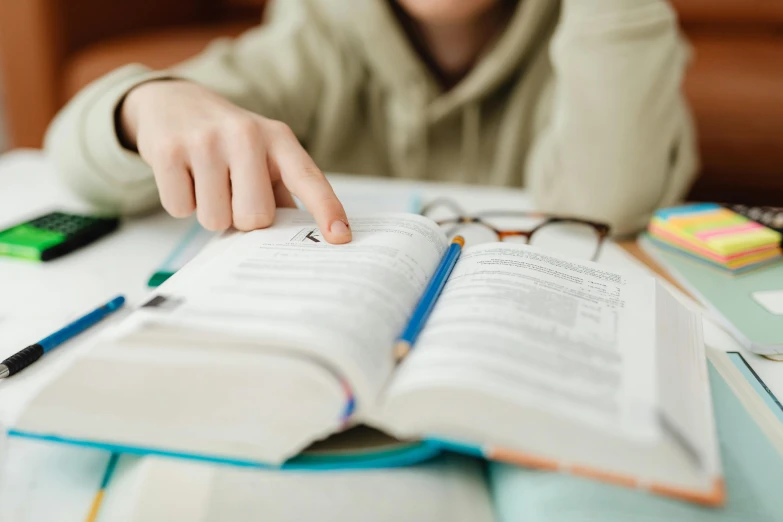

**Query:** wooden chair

left=0, top=0, right=265, bottom=148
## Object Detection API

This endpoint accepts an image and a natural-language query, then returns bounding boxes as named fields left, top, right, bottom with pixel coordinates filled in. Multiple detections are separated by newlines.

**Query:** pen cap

left=105, top=296, right=126, bottom=311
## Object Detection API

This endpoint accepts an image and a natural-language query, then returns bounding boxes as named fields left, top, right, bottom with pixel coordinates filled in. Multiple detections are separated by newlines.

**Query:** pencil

left=394, top=236, right=464, bottom=361
left=84, top=453, right=120, bottom=522
left=0, top=295, right=126, bottom=379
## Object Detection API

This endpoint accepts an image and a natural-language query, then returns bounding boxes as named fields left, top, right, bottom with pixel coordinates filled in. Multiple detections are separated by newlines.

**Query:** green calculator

left=0, top=211, right=120, bottom=261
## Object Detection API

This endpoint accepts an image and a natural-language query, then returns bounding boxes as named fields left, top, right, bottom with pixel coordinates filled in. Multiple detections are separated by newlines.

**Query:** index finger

left=269, top=134, right=351, bottom=244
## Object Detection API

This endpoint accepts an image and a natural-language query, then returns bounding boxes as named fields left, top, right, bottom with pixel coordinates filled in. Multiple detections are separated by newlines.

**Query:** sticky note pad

left=648, top=204, right=782, bottom=274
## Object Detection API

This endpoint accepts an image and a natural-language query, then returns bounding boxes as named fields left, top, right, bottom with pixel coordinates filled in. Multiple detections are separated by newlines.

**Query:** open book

left=8, top=210, right=723, bottom=505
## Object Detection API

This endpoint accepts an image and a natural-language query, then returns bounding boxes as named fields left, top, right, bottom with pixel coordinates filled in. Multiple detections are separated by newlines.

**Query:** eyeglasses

left=421, top=199, right=611, bottom=261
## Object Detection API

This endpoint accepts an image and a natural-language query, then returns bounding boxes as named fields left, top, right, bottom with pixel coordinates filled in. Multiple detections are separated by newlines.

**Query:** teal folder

left=640, top=235, right=783, bottom=354
left=490, top=361, right=783, bottom=522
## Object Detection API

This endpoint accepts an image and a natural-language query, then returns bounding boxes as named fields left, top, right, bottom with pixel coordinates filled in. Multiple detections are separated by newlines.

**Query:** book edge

left=484, top=446, right=725, bottom=507
left=4, top=428, right=442, bottom=471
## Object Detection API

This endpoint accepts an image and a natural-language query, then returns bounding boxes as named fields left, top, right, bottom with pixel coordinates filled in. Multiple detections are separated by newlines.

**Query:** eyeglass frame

left=420, top=198, right=612, bottom=261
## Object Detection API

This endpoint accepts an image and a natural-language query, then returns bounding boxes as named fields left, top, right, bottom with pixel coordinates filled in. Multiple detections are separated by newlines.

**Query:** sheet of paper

left=141, top=209, right=447, bottom=405
left=389, top=243, right=659, bottom=438
left=753, top=290, right=783, bottom=316
left=0, top=437, right=112, bottom=522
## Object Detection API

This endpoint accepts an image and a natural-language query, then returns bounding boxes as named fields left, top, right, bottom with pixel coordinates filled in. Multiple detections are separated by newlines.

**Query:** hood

left=314, top=0, right=560, bottom=179
left=336, top=0, right=559, bottom=116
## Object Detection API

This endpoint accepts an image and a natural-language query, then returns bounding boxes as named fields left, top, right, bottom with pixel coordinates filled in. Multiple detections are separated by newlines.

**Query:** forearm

left=45, top=0, right=330, bottom=214
left=527, top=0, right=698, bottom=236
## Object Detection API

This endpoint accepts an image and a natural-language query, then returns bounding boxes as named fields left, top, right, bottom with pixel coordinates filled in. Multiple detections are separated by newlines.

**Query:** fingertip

left=326, top=219, right=352, bottom=244
left=326, top=234, right=352, bottom=245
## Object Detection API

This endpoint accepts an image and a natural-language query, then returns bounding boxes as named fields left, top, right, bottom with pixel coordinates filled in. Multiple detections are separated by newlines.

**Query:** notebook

left=639, top=235, right=783, bottom=354
left=7, top=210, right=723, bottom=505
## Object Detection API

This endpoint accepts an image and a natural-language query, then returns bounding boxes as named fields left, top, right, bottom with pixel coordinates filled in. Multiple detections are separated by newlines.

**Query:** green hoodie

left=45, top=0, right=697, bottom=235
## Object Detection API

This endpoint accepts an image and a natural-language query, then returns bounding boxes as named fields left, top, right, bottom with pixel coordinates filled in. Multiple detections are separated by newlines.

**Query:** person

left=45, top=0, right=697, bottom=244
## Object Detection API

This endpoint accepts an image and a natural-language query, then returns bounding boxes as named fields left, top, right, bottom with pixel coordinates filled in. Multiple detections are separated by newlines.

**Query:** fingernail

left=329, top=220, right=350, bottom=237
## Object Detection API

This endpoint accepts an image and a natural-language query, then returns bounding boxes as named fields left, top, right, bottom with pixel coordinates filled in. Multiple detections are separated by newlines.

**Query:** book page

left=385, top=243, right=659, bottom=439
left=10, top=210, right=447, bottom=468
left=139, top=209, right=447, bottom=406
left=106, top=455, right=494, bottom=522
left=655, top=286, right=719, bottom=475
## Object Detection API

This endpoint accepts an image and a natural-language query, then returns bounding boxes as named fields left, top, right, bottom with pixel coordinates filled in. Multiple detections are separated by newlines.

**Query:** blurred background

left=0, top=69, right=6, bottom=151
left=0, top=0, right=781, bottom=204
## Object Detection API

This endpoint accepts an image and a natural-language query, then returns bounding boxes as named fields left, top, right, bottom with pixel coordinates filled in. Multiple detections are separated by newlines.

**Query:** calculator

left=0, top=211, right=120, bottom=261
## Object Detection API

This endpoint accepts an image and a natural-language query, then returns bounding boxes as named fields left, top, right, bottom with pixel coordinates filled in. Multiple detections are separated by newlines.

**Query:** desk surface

left=0, top=149, right=778, bottom=425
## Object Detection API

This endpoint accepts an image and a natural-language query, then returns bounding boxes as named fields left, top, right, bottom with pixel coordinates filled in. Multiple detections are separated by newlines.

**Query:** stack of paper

left=647, top=204, right=782, bottom=274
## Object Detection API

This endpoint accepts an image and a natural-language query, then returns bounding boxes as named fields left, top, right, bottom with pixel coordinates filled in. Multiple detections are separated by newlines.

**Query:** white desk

left=2, top=149, right=783, bottom=522
left=0, top=149, right=778, bottom=434
left=0, top=151, right=201, bottom=424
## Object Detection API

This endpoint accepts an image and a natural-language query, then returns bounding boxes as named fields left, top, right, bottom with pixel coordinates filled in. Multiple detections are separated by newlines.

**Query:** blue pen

left=394, top=236, right=464, bottom=361
left=0, top=295, right=126, bottom=379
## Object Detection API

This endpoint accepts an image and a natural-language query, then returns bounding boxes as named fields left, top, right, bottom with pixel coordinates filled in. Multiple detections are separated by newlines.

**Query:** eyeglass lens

left=445, top=219, right=601, bottom=260
left=527, top=221, right=601, bottom=260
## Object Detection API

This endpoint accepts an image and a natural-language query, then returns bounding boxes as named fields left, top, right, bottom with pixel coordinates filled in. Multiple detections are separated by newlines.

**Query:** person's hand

left=119, top=80, right=351, bottom=243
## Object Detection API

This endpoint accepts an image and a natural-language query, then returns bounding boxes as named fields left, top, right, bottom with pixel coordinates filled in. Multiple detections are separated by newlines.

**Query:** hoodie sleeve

left=525, top=0, right=698, bottom=236
left=44, top=0, right=335, bottom=215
